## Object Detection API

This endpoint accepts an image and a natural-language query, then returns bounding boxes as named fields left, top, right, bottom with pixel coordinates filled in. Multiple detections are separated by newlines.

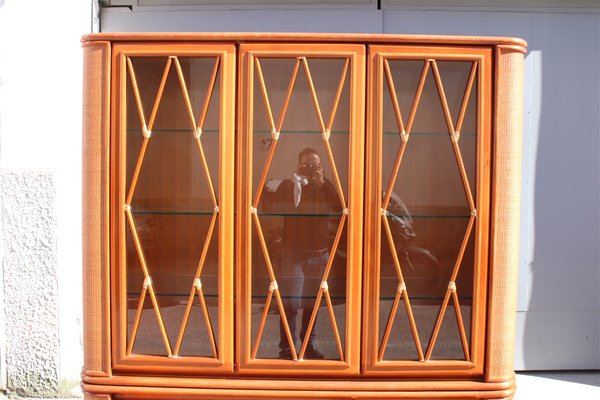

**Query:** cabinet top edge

left=81, top=32, right=527, bottom=53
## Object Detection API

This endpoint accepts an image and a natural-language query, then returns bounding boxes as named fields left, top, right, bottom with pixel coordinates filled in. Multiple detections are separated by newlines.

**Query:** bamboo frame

left=170, top=55, right=221, bottom=358
left=251, top=209, right=298, bottom=361
left=381, top=59, right=429, bottom=210
left=302, top=57, right=348, bottom=210
left=82, top=34, right=524, bottom=399
left=296, top=58, right=350, bottom=361
left=109, top=43, right=236, bottom=374
left=422, top=59, right=479, bottom=362
left=237, top=43, right=364, bottom=375
left=173, top=209, right=219, bottom=358
left=299, top=213, right=347, bottom=361
left=248, top=56, right=304, bottom=361
left=250, top=55, right=352, bottom=362
left=364, top=45, right=493, bottom=376
left=379, top=213, right=423, bottom=361
left=123, top=54, right=225, bottom=358
left=376, top=58, right=429, bottom=362
left=124, top=58, right=173, bottom=357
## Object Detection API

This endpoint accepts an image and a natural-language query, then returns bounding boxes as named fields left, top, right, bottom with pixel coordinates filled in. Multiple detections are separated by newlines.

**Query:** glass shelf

left=256, top=212, right=343, bottom=218
left=382, top=131, right=476, bottom=137
left=386, top=212, right=472, bottom=219
left=127, top=128, right=220, bottom=135
left=379, top=295, right=474, bottom=302
left=253, top=129, right=349, bottom=135
left=129, top=210, right=471, bottom=219
left=131, top=209, right=216, bottom=216
left=127, top=291, right=219, bottom=298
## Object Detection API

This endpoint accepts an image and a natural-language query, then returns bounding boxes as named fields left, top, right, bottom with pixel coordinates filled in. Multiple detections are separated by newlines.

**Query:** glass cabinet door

left=364, top=46, right=492, bottom=376
left=237, top=43, right=365, bottom=375
left=111, top=44, right=235, bottom=372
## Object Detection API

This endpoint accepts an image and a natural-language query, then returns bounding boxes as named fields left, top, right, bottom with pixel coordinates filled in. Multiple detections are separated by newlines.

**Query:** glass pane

left=378, top=59, right=477, bottom=361
left=250, top=57, right=349, bottom=361
left=124, top=56, right=221, bottom=357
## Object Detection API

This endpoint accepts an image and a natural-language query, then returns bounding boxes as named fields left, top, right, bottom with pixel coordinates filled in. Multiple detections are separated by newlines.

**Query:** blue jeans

left=278, top=247, right=329, bottom=351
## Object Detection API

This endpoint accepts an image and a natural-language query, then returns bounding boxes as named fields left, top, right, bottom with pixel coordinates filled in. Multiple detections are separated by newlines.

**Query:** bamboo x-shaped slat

left=124, top=56, right=221, bottom=358
left=251, top=56, right=349, bottom=361
left=423, top=60, right=479, bottom=362
left=171, top=56, right=221, bottom=358
left=378, top=58, right=479, bottom=362
left=378, top=58, right=429, bottom=362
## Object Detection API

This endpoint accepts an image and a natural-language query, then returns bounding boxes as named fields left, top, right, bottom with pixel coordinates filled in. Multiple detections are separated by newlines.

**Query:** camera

left=299, top=163, right=321, bottom=178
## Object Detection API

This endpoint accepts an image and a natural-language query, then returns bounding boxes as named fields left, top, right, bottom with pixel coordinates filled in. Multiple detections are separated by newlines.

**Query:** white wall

left=0, top=0, right=91, bottom=395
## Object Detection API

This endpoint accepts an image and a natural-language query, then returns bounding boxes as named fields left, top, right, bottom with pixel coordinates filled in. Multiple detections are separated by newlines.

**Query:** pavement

left=514, top=371, right=600, bottom=399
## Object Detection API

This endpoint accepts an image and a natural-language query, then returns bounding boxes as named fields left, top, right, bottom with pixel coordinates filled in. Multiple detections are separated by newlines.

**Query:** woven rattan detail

left=82, top=41, right=111, bottom=375
left=486, top=47, right=524, bottom=382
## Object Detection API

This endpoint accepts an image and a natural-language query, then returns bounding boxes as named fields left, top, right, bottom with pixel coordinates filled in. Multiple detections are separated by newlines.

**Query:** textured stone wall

left=1, top=170, right=59, bottom=396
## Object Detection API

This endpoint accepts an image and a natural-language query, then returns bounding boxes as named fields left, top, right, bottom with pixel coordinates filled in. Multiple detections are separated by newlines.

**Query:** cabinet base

left=82, top=373, right=516, bottom=400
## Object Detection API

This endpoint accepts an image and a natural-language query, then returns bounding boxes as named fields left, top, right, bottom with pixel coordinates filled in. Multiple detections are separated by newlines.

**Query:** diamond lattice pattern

left=124, top=56, right=222, bottom=358
left=250, top=56, right=351, bottom=361
left=378, top=58, right=479, bottom=362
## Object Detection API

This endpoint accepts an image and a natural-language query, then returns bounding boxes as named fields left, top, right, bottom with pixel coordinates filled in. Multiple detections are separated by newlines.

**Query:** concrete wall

left=0, top=0, right=91, bottom=395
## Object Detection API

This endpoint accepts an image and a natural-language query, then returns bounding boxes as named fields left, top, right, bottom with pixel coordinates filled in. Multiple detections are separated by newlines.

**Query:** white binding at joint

left=343, top=208, right=348, bottom=215
left=250, top=207, right=257, bottom=215
left=471, top=209, right=477, bottom=217
left=320, top=281, right=329, bottom=291
left=452, top=131, right=460, bottom=143
left=322, top=129, right=331, bottom=141
left=214, top=205, right=220, bottom=214
left=269, top=280, right=278, bottom=292
left=193, top=278, right=202, bottom=289
left=271, top=128, right=280, bottom=141
left=448, top=282, right=457, bottom=292
left=194, top=127, right=203, bottom=139
left=143, top=276, right=153, bottom=289
left=142, top=126, right=152, bottom=139
left=398, top=282, right=406, bottom=292
left=124, top=204, right=131, bottom=212
left=400, top=130, right=409, bottom=143
left=380, top=208, right=388, bottom=217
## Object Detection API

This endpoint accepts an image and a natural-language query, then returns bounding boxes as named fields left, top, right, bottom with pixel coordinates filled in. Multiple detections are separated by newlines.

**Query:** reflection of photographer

left=275, top=148, right=341, bottom=360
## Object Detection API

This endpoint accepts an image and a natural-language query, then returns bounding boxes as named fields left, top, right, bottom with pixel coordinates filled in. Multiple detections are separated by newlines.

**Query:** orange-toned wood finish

left=109, top=43, right=236, bottom=374
left=237, top=42, right=365, bottom=376
left=363, top=45, right=492, bottom=378
left=82, top=33, right=525, bottom=400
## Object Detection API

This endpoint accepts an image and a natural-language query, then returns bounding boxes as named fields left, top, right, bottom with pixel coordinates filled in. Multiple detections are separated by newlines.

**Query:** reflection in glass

left=378, top=59, right=478, bottom=361
left=124, top=56, right=222, bottom=357
left=250, top=57, right=350, bottom=360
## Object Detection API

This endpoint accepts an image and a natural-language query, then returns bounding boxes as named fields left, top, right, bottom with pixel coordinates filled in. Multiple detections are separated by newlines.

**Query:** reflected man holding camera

left=275, top=147, right=341, bottom=360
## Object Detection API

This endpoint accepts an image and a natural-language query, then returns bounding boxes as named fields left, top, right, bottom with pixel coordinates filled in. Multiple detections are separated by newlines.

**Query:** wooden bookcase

left=82, top=33, right=525, bottom=399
